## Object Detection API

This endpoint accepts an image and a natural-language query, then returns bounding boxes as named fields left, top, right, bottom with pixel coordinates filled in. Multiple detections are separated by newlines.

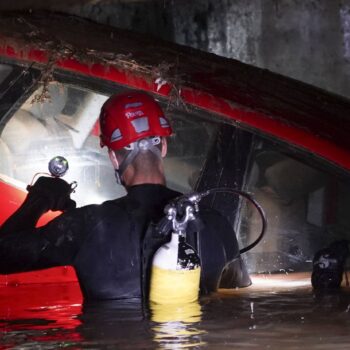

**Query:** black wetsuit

left=0, top=184, right=250, bottom=300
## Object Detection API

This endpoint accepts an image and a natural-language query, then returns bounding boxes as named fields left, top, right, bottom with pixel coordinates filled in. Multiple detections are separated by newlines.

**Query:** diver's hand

left=27, top=176, right=76, bottom=212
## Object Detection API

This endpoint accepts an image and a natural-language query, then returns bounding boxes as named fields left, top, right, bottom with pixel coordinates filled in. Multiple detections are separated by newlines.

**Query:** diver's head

left=99, top=91, right=172, bottom=186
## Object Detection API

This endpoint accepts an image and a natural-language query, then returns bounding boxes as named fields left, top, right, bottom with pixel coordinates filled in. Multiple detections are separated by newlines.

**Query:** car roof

left=0, top=11, right=350, bottom=172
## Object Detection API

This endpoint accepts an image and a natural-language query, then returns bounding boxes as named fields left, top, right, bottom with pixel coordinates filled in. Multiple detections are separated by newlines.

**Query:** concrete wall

left=174, top=0, right=350, bottom=99
left=13, top=0, right=350, bottom=99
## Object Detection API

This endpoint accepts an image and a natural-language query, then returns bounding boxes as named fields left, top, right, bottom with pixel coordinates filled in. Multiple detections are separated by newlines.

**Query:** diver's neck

left=123, top=171, right=166, bottom=187
left=121, top=163, right=166, bottom=187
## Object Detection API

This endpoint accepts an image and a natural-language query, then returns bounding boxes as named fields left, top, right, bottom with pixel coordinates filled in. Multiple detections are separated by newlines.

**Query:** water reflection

left=77, top=299, right=154, bottom=349
left=150, top=301, right=206, bottom=349
left=1, top=284, right=350, bottom=349
left=0, top=283, right=82, bottom=348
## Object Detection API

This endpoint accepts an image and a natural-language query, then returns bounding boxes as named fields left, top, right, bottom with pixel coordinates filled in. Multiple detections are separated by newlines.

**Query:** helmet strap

left=117, top=137, right=162, bottom=182
left=114, top=168, right=122, bottom=185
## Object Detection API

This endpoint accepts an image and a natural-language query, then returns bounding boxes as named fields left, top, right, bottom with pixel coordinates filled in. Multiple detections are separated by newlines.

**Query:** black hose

left=200, top=187, right=267, bottom=254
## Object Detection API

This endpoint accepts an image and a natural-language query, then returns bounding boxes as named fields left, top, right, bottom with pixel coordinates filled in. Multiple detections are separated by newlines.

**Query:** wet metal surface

left=1, top=282, right=350, bottom=349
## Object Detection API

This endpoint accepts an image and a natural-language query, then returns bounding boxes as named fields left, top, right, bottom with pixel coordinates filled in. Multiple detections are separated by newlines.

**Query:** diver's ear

left=161, top=137, right=167, bottom=158
left=108, top=149, right=120, bottom=169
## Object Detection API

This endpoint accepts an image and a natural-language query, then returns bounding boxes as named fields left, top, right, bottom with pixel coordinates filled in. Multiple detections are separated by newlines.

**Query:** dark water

left=1, top=282, right=350, bottom=349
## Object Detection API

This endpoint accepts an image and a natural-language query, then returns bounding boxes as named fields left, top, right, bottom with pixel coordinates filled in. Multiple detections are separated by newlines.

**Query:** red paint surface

left=91, top=120, right=100, bottom=137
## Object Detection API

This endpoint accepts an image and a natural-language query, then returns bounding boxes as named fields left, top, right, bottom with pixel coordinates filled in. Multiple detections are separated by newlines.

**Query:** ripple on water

left=1, top=284, right=350, bottom=349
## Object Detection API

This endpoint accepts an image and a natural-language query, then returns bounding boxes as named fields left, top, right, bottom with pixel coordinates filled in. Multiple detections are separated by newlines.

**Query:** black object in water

left=311, top=240, right=349, bottom=289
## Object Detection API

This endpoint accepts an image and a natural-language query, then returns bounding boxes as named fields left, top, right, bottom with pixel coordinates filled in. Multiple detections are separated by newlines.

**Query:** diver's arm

left=0, top=192, right=50, bottom=235
left=198, top=208, right=251, bottom=291
left=0, top=176, right=79, bottom=273
left=0, top=207, right=86, bottom=274
left=219, top=257, right=252, bottom=288
left=216, top=212, right=252, bottom=288
left=0, top=176, right=76, bottom=235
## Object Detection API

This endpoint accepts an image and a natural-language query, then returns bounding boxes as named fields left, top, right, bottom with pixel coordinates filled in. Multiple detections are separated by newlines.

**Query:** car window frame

left=0, top=60, right=42, bottom=134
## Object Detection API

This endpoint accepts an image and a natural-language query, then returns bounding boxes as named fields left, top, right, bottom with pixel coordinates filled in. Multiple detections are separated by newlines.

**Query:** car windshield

left=0, top=81, right=219, bottom=206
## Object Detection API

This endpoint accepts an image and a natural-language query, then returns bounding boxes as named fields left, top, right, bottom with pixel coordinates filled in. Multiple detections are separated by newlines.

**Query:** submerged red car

left=0, top=11, right=349, bottom=289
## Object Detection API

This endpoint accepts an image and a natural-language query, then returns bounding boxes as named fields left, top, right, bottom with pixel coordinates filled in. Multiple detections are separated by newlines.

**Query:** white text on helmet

left=125, top=110, right=144, bottom=118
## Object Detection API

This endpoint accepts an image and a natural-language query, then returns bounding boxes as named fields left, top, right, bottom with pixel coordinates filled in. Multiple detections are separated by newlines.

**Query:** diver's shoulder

left=73, top=196, right=129, bottom=215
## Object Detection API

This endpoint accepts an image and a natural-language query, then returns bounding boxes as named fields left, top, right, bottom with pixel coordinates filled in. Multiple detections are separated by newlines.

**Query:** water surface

left=1, top=282, right=350, bottom=349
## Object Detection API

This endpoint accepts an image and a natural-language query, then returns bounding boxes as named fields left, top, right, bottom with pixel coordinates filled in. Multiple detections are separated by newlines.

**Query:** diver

left=0, top=91, right=251, bottom=300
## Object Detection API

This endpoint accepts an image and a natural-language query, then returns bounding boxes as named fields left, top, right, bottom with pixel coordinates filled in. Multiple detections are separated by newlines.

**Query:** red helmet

left=99, top=91, right=172, bottom=150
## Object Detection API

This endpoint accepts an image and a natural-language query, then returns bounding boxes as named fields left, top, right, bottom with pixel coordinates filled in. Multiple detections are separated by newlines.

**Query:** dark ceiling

left=0, top=0, right=155, bottom=12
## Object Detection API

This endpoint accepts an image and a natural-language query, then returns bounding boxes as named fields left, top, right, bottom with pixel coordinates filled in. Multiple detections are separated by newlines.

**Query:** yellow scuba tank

left=148, top=189, right=267, bottom=304
left=149, top=200, right=201, bottom=304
